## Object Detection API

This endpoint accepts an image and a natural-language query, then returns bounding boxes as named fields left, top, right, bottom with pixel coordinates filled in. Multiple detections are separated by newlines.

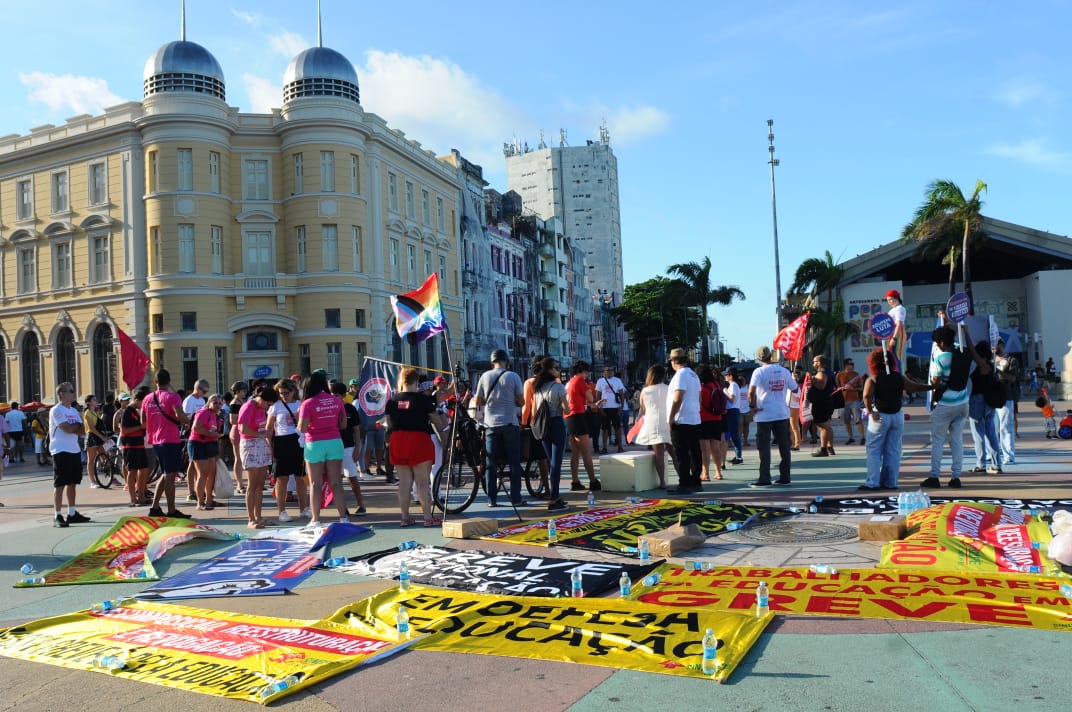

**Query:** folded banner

left=250, top=521, right=372, bottom=555
left=332, top=587, right=772, bottom=683
left=880, top=503, right=1060, bottom=574
left=810, top=495, right=1072, bottom=515
left=630, top=564, right=1072, bottom=632
left=482, top=498, right=795, bottom=554
left=137, top=538, right=324, bottom=600
left=14, top=516, right=235, bottom=587
left=336, top=545, right=661, bottom=597
left=0, top=600, right=411, bottom=704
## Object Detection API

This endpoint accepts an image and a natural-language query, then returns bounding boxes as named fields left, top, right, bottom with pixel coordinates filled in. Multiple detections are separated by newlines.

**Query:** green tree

left=902, top=179, right=987, bottom=309
left=802, top=298, right=858, bottom=361
left=612, top=277, right=697, bottom=363
left=788, top=250, right=843, bottom=315
left=666, top=256, right=745, bottom=363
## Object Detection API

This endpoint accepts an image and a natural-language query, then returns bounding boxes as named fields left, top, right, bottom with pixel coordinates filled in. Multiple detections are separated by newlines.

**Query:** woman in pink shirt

left=297, top=371, right=347, bottom=528
left=189, top=394, right=224, bottom=511
left=237, top=386, right=279, bottom=528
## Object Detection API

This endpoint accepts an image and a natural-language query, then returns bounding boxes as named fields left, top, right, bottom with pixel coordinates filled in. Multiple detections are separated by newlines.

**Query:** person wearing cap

left=993, top=338, right=1019, bottom=465
left=885, top=289, right=908, bottom=364
left=474, top=348, right=527, bottom=507
left=345, top=378, right=361, bottom=404
left=748, top=346, right=798, bottom=487
left=722, top=368, right=744, bottom=465
left=666, top=348, right=703, bottom=494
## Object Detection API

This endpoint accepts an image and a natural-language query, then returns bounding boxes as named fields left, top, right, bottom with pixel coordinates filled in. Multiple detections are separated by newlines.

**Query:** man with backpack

left=922, top=325, right=973, bottom=489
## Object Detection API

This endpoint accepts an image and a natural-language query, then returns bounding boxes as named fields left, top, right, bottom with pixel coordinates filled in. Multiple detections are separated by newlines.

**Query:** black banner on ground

left=810, top=495, right=1072, bottom=515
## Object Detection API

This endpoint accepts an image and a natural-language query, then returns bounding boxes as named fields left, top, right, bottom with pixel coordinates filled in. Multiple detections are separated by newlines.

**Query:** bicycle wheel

left=524, top=456, right=548, bottom=498
left=432, top=457, right=479, bottom=514
left=92, top=452, right=117, bottom=489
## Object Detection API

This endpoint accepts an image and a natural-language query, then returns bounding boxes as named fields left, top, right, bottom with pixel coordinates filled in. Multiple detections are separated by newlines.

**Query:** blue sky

left=3, top=1, right=1070, bottom=361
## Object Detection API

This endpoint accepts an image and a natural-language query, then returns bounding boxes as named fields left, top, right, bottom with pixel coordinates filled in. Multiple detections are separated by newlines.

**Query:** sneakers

left=385, top=475, right=399, bottom=485
left=339, top=516, right=350, bottom=524
left=811, top=448, right=829, bottom=457
left=774, top=480, right=791, bottom=486
left=970, top=466, right=987, bottom=473
left=570, top=482, right=586, bottom=491
left=748, top=481, right=774, bottom=488
left=548, top=499, right=569, bottom=512
left=589, top=479, right=602, bottom=491
left=355, top=506, right=367, bottom=516
left=53, top=514, right=69, bottom=528
left=920, top=477, right=941, bottom=488
left=306, top=521, right=323, bottom=529
left=948, top=477, right=962, bottom=488
left=185, top=493, right=197, bottom=503
left=89, top=482, right=100, bottom=489
left=730, top=458, right=744, bottom=465
left=986, top=466, right=1003, bottom=474
left=300, top=508, right=312, bottom=518
left=167, top=510, right=192, bottom=519
left=148, top=507, right=166, bottom=517
left=277, top=511, right=293, bottom=523
left=67, top=511, right=91, bottom=524
left=845, top=438, right=856, bottom=445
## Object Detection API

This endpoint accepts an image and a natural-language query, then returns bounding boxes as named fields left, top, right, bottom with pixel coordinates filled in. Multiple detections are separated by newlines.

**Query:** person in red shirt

left=189, top=394, right=224, bottom=510
left=565, top=361, right=602, bottom=491
left=237, top=385, right=279, bottom=528
left=698, top=366, right=725, bottom=480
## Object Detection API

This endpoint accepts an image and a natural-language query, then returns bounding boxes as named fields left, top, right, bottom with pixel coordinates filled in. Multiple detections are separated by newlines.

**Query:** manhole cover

left=736, top=519, right=858, bottom=545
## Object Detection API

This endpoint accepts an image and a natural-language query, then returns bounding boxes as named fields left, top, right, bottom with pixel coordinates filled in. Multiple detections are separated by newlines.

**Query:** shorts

left=566, top=413, right=590, bottom=438
left=153, top=442, right=185, bottom=474
left=86, top=433, right=104, bottom=448
left=273, top=433, right=305, bottom=477
left=52, top=451, right=82, bottom=487
left=188, top=439, right=219, bottom=461
left=123, top=447, right=148, bottom=470
left=700, top=419, right=724, bottom=439
left=342, top=446, right=358, bottom=479
left=240, top=437, right=273, bottom=469
left=304, top=438, right=344, bottom=464
left=389, top=430, right=434, bottom=467
left=362, top=428, right=386, bottom=450
left=601, top=408, right=620, bottom=428
left=842, top=400, right=864, bottom=425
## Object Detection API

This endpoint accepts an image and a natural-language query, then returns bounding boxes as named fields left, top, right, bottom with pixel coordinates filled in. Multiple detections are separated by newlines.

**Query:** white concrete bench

left=598, top=451, right=659, bottom=492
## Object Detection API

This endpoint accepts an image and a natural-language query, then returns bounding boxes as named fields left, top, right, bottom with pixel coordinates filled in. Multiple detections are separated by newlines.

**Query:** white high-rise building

left=504, top=126, right=623, bottom=302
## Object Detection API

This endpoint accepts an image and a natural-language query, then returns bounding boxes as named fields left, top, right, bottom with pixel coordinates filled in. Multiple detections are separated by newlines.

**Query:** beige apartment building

left=0, top=36, right=461, bottom=402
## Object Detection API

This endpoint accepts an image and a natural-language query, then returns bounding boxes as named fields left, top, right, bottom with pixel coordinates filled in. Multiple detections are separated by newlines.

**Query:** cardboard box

left=638, top=523, right=707, bottom=557
left=857, top=514, right=907, bottom=541
left=598, top=452, right=659, bottom=492
left=442, top=517, right=500, bottom=539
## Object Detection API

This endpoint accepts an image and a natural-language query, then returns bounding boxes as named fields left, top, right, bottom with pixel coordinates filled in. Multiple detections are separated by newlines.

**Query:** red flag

left=773, top=312, right=810, bottom=361
left=117, top=327, right=151, bottom=391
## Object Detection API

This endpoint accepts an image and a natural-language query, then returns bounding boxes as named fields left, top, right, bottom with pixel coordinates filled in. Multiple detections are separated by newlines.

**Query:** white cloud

left=19, top=72, right=125, bottom=116
left=604, top=106, right=670, bottom=143
left=269, top=32, right=308, bottom=59
left=987, top=138, right=1071, bottom=168
left=242, top=73, right=279, bottom=114
left=231, top=9, right=262, bottom=26
left=993, top=79, right=1050, bottom=109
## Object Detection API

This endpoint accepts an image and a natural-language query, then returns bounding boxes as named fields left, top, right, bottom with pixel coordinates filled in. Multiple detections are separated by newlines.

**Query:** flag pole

left=436, top=326, right=462, bottom=525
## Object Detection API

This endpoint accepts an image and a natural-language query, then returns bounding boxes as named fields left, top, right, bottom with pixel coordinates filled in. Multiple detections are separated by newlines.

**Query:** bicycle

left=146, top=440, right=190, bottom=489
left=91, top=447, right=123, bottom=489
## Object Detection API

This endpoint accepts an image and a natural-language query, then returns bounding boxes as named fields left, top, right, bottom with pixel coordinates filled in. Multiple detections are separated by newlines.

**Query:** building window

left=425, top=340, right=436, bottom=370
left=151, top=227, right=162, bottom=275
left=407, top=244, right=417, bottom=278
left=389, top=239, right=400, bottom=280
left=295, top=226, right=307, bottom=273
left=178, top=224, right=195, bottom=273
left=215, top=347, right=227, bottom=394
left=322, top=224, right=338, bottom=271
left=326, top=342, right=342, bottom=380
left=180, top=312, right=197, bottom=331
left=350, top=154, right=360, bottom=194
left=152, top=348, right=164, bottom=369
left=17, top=247, right=35, bottom=294
left=356, top=341, right=367, bottom=373
left=89, top=162, right=107, bottom=205
left=182, top=347, right=198, bottom=393
left=16, top=179, right=33, bottom=220
left=246, top=331, right=278, bottom=351
left=405, top=181, right=415, bottom=218
left=177, top=148, right=193, bottom=191
left=148, top=151, right=158, bottom=193
left=209, top=151, right=220, bottom=193
left=388, top=173, right=399, bottom=211
left=243, top=231, right=274, bottom=276
left=351, top=226, right=363, bottom=272
left=436, top=196, right=445, bottom=231
left=299, top=344, right=311, bottom=376
left=51, top=171, right=69, bottom=214
left=210, top=226, right=222, bottom=274
left=325, top=308, right=341, bottom=328
left=244, top=159, right=269, bottom=200
left=54, top=242, right=72, bottom=289
left=421, top=189, right=431, bottom=225
left=320, top=151, right=335, bottom=192
left=355, top=309, right=366, bottom=328
left=151, top=314, right=164, bottom=333
left=440, top=255, right=448, bottom=289
left=293, top=153, right=304, bottom=194
left=90, top=234, right=111, bottom=283
left=423, top=249, right=433, bottom=278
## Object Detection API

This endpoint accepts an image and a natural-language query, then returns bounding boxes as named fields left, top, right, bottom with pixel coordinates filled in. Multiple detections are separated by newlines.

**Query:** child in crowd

left=1035, top=388, right=1057, bottom=439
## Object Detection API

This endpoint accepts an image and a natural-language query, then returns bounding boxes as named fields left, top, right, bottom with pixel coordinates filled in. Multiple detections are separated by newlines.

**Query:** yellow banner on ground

left=0, top=601, right=411, bottom=704
left=330, top=586, right=771, bottom=683
left=880, top=503, right=1060, bottom=575
left=631, top=565, right=1072, bottom=632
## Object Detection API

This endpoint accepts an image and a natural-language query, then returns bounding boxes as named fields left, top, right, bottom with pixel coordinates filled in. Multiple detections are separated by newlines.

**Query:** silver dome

left=283, top=47, right=359, bottom=104
left=143, top=40, right=226, bottom=100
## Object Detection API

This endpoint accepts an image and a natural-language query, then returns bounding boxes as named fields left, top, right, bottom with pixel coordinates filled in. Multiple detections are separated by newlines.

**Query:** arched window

left=389, top=319, right=402, bottom=363
left=92, top=324, right=116, bottom=399
left=0, top=343, right=7, bottom=401
left=55, top=328, right=76, bottom=388
left=21, top=333, right=41, bottom=402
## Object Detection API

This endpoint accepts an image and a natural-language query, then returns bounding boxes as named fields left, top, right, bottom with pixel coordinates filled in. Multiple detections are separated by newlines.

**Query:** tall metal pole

left=767, top=119, right=784, bottom=332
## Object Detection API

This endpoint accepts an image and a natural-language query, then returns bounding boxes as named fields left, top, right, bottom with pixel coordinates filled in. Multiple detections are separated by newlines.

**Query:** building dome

left=143, top=40, right=226, bottom=100
left=283, top=47, right=360, bottom=104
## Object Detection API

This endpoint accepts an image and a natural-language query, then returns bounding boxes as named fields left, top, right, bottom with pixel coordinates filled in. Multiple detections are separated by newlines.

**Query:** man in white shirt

left=49, top=382, right=90, bottom=527
left=666, top=348, right=703, bottom=494
left=748, top=346, right=799, bottom=487
left=182, top=378, right=209, bottom=502
left=5, top=402, right=27, bottom=463
left=596, top=366, right=627, bottom=453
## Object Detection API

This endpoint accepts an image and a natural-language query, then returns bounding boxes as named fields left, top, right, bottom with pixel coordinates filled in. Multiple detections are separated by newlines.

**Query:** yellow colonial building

left=0, top=34, right=462, bottom=401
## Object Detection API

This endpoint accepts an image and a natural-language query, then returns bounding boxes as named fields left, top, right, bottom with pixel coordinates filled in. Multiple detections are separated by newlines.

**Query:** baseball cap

left=118, top=393, right=132, bottom=402
left=755, top=345, right=773, bottom=361
left=885, top=289, right=901, bottom=300
left=289, top=374, right=302, bottom=381
left=725, top=367, right=737, bottom=376
left=433, top=376, right=447, bottom=385
left=348, top=378, right=360, bottom=386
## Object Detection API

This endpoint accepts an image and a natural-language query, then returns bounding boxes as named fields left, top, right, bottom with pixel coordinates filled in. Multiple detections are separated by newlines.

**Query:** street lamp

left=768, top=119, right=784, bottom=333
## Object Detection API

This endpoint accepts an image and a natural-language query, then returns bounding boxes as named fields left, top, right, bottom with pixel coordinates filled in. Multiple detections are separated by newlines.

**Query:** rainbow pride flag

left=391, top=273, right=447, bottom=343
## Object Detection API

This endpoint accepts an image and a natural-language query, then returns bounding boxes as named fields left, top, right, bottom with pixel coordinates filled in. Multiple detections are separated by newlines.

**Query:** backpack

left=983, top=370, right=1007, bottom=409
left=531, top=387, right=551, bottom=440
left=708, top=385, right=727, bottom=416
left=934, top=349, right=971, bottom=403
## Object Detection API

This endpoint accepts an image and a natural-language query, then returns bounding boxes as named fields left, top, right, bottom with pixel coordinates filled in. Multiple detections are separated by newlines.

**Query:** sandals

left=234, top=487, right=246, bottom=495
left=247, top=521, right=265, bottom=529
left=714, top=474, right=724, bottom=480
left=424, top=517, right=442, bottom=528
left=700, top=474, right=710, bottom=482
left=400, top=517, right=415, bottom=528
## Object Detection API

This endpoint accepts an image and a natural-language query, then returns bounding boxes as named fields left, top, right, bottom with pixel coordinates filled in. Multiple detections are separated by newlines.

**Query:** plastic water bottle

left=1060, top=584, right=1072, bottom=598
left=756, top=581, right=770, bottom=617
left=571, top=569, right=584, bottom=598
left=625, top=496, right=641, bottom=504
left=324, top=557, right=347, bottom=568
left=809, top=563, right=838, bottom=575
left=619, top=572, right=632, bottom=597
left=637, top=538, right=650, bottom=561
left=642, top=572, right=661, bottom=587
left=808, top=503, right=818, bottom=514
left=21, top=576, right=46, bottom=585
left=787, top=505, right=801, bottom=513
left=397, top=540, right=419, bottom=551
left=396, top=605, right=410, bottom=636
left=20, top=563, right=35, bottom=575
left=587, top=490, right=596, bottom=507
left=399, top=560, right=411, bottom=591
left=814, top=495, right=824, bottom=504
left=91, top=599, right=118, bottom=613
left=259, top=674, right=300, bottom=698
left=726, top=521, right=742, bottom=531
left=93, top=654, right=126, bottom=671
left=701, top=628, right=718, bottom=675
left=703, top=499, right=721, bottom=506
left=547, top=518, right=558, bottom=544
left=897, top=492, right=908, bottom=516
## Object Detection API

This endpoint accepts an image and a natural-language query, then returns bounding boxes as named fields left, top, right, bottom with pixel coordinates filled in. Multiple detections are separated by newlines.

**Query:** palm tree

left=902, top=179, right=987, bottom=309
left=803, top=298, right=858, bottom=360
left=666, top=256, right=745, bottom=363
left=788, top=250, right=843, bottom=315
